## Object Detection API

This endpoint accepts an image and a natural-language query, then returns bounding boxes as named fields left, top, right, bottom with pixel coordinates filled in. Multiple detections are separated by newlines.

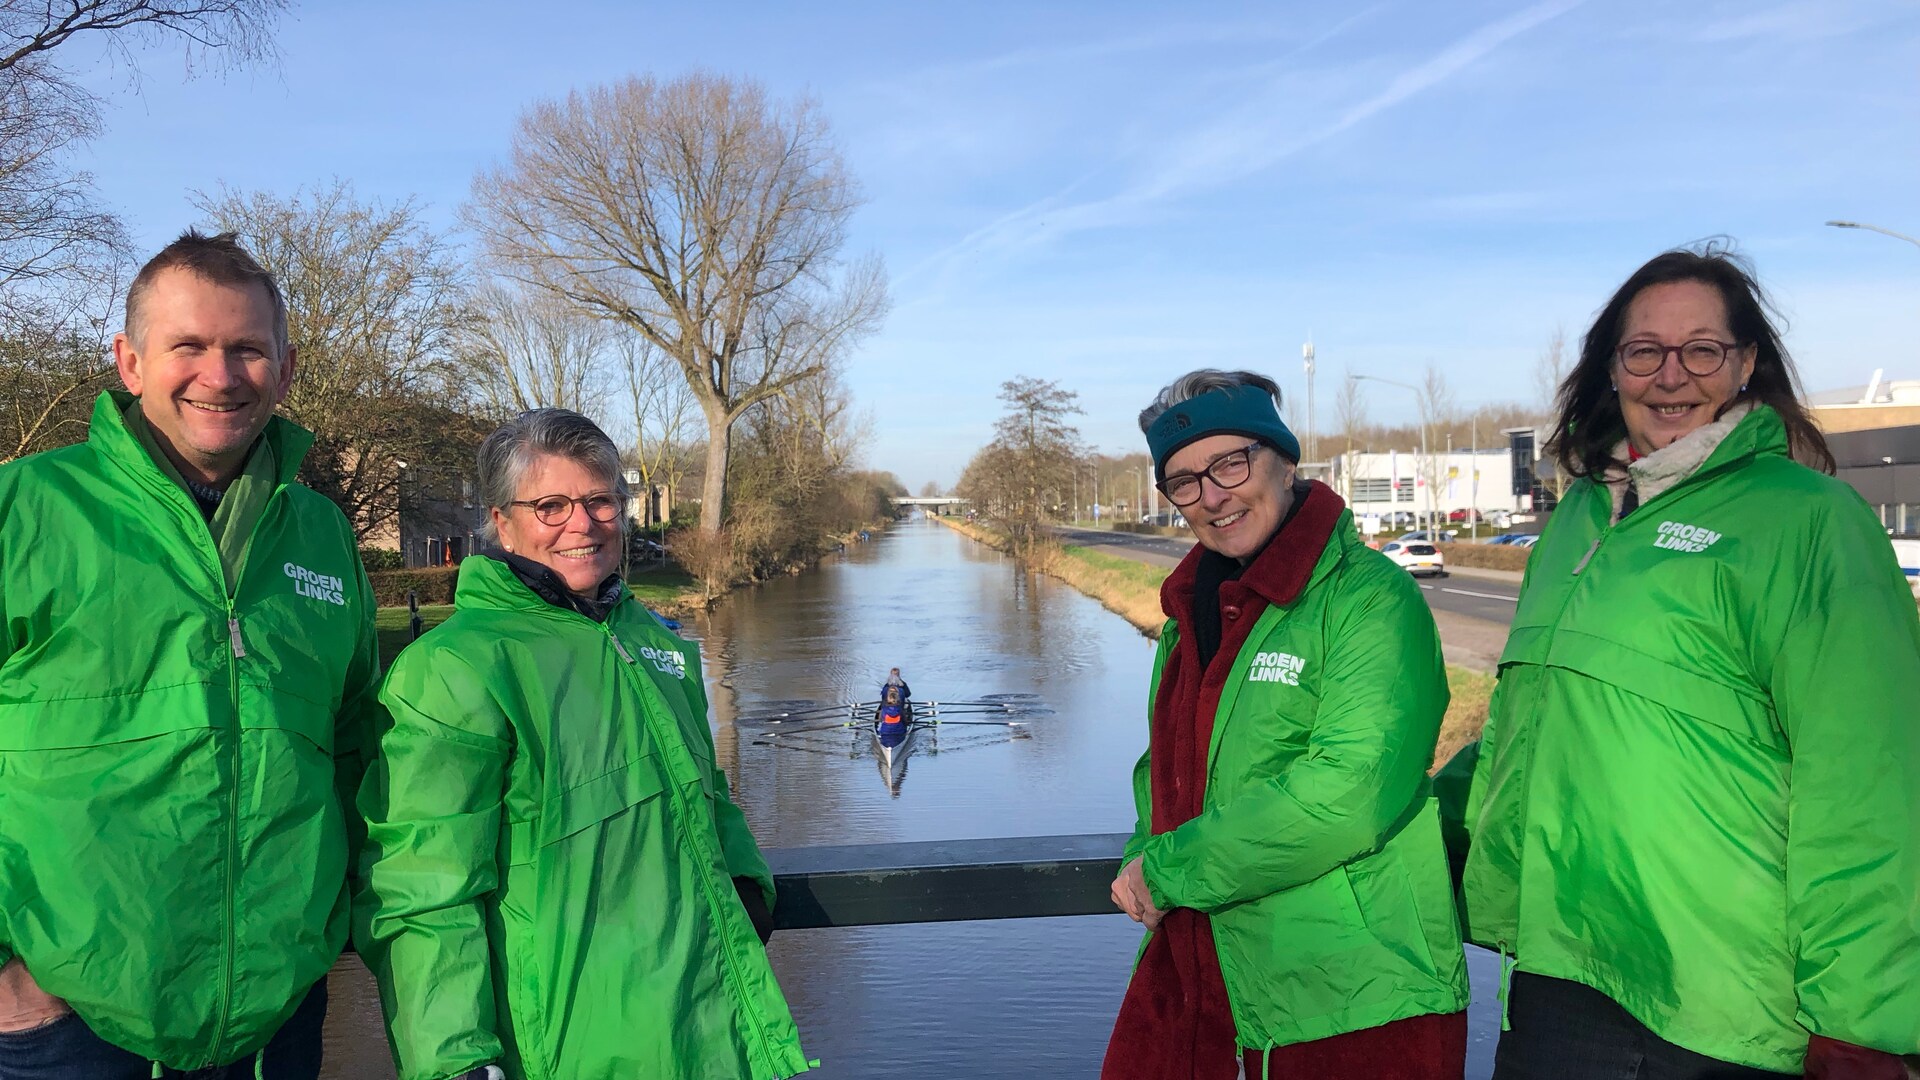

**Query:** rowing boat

left=872, top=701, right=919, bottom=790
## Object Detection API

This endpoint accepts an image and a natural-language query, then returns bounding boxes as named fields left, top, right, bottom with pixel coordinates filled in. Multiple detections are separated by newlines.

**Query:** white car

left=1400, top=529, right=1457, bottom=544
left=1380, top=540, right=1446, bottom=577
left=1892, top=537, right=1920, bottom=600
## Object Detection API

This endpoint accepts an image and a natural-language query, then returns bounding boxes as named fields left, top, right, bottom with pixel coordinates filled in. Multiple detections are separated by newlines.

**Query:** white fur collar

left=1604, top=401, right=1755, bottom=519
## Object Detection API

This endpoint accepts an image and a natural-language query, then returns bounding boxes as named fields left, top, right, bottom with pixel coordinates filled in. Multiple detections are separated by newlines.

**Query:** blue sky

left=66, top=0, right=1920, bottom=489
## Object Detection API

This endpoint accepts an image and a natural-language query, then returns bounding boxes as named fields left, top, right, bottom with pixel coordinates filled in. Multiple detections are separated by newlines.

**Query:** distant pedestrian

left=355, top=408, right=809, bottom=1080
left=1461, top=245, right=1920, bottom=1078
left=1104, top=369, right=1467, bottom=1080
left=0, top=232, right=382, bottom=1078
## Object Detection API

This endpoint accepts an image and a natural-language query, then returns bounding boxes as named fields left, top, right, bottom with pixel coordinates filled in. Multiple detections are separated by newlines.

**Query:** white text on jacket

left=284, top=562, right=346, bottom=606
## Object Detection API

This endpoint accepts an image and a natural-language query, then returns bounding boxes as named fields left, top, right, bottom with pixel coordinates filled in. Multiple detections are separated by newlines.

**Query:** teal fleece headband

left=1146, top=385, right=1301, bottom=479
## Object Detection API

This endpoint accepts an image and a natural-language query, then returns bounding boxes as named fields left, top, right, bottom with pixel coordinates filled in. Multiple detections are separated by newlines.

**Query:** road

left=1056, top=525, right=1521, bottom=627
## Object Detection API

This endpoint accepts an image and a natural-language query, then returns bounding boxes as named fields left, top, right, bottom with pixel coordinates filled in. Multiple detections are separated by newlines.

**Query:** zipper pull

left=608, top=630, right=636, bottom=664
left=1571, top=537, right=1601, bottom=576
left=228, top=616, right=247, bottom=659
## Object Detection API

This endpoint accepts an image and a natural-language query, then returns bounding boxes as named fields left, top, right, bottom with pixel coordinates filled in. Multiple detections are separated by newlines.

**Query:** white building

left=1315, top=448, right=1521, bottom=526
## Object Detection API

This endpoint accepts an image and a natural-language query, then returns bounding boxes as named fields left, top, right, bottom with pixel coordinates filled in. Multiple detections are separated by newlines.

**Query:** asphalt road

left=1054, top=525, right=1520, bottom=628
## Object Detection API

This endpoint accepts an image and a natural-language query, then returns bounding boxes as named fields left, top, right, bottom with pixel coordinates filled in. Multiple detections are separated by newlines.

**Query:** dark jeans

left=1493, top=972, right=1796, bottom=1080
left=0, top=979, right=325, bottom=1080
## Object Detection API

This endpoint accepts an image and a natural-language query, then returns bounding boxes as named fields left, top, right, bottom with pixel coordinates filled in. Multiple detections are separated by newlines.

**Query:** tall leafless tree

left=466, top=72, right=889, bottom=535
left=615, top=330, right=700, bottom=530
left=1535, top=324, right=1569, bottom=419
left=195, top=181, right=473, bottom=540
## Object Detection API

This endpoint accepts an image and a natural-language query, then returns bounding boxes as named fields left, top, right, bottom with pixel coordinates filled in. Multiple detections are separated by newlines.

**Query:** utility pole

left=1470, top=415, right=1480, bottom=541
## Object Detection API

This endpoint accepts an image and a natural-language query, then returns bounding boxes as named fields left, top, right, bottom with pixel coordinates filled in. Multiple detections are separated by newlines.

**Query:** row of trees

left=0, top=9, right=895, bottom=575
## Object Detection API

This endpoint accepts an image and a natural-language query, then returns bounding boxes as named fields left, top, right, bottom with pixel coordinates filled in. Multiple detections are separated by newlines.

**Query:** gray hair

left=1137, top=369, right=1283, bottom=433
left=477, top=408, right=629, bottom=544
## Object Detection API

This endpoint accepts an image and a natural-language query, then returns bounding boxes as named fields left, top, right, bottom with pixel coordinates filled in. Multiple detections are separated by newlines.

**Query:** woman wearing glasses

left=1463, top=248, right=1920, bottom=1078
left=1104, top=371, right=1468, bottom=1080
left=355, top=409, right=811, bottom=1080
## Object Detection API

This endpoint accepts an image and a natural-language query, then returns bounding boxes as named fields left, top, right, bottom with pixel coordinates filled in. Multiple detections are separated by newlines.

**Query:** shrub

left=1434, top=541, right=1531, bottom=572
left=368, top=567, right=461, bottom=607
left=358, top=547, right=406, bottom=572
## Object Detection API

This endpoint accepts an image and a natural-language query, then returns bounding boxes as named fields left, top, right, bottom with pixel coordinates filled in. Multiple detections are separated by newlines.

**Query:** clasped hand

left=1110, top=857, right=1167, bottom=931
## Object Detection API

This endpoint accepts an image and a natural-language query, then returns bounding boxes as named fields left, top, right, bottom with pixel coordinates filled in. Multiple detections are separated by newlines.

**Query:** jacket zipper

left=202, top=491, right=278, bottom=1066
left=599, top=618, right=786, bottom=1075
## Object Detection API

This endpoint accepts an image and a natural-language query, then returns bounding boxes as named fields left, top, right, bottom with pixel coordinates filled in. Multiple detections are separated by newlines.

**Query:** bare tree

left=0, top=1, right=285, bottom=74
left=467, top=279, right=609, bottom=415
left=467, top=72, right=889, bottom=535
left=1534, top=324, right=1569, bottom=418
left=615, top=330, right=699, bottom=530
left=1330, top=368, right=1368, bottom=500
left=195, top=182, right=472, bottom=540
left=955, top=377, right=1084, bottom=548
left=0, top=1, right=284, bottom=291
left=918, top=480, right=942, bottom=498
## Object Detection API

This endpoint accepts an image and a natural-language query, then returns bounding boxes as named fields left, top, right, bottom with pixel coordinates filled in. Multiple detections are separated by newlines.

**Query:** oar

left=762, top=721, right=859, bottom=737
left=925, top=719, right=1027, bottom=728
left=922, top=699, right=1024, bottom=708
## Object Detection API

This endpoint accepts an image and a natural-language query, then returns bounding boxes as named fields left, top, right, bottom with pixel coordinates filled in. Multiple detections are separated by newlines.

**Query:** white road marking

left=1441, top=587, right=1519, bottom=603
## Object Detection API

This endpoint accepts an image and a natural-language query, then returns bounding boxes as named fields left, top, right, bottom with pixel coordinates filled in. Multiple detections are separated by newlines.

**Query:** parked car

left=1484, top=534, right=1519, bottom=546
left=1380, top=540, right=1446, bottom=577
left=1383, top=511, right=1416, bottom=527
left=1892, top=537, right=1920, bottom=600
left=1401, top=529, right=1457, bottom=544
left=1484, top=510, right=1512, bottom=529
left=1509, top=534, right=1540, bottom=548
left=1447, top=508, right=1482, bottom=523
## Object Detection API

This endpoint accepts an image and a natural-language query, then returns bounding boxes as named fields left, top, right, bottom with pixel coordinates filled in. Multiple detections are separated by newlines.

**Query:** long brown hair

left=1545, top=243, right=1834, bottom=478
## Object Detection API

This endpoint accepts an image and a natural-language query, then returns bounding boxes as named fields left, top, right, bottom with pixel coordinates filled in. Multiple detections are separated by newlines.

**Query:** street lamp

left=1826, top=220, right=1920, bottom=250
left=1350, top=374, right=1430, bottom=530
left=1125, top=465, right=1144, bottom=524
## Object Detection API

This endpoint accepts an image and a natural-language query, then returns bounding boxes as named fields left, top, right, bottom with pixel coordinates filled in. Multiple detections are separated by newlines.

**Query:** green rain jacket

left=1463, top=405, right=1920, bottom=1071
left=0, top=392, right=380, bottom=1068
left=356, top=555, right=810, bottom=1080
left=1127, top=511, right=1470, bottom=1052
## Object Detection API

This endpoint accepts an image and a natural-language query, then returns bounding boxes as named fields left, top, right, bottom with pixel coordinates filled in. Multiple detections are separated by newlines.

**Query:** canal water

left=323, top=516, right=1499, bottom=1077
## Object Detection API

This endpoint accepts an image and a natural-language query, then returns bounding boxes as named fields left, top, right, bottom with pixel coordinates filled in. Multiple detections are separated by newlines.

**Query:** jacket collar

left=1600, top=402, right=1781, bottom=518
left=1161, top=479, right=1351, bottom=619
left=454, top=552, right=631, bottom=621
left=89, top=390, right=313, bottom=492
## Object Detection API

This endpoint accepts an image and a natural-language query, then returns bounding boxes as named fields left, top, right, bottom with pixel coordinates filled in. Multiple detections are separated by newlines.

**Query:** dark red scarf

left=1102, top=481, right=1346, bottom=1080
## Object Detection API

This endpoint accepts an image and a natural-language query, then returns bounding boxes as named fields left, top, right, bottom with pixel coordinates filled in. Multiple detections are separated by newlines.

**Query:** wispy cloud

left=902, top=0, right=1586, bottom=294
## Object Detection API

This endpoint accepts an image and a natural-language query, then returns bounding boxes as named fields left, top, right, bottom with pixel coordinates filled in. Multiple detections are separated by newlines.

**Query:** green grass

left=371, top=565, right=702, bottom=666
left=374, top=605, right=453, bottom=666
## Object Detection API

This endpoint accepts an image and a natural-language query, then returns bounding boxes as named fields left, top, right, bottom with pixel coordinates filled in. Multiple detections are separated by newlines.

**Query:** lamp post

left=1303, top=339, right=1317, bottom=471
left=1125, top=465, right=1144, bottom=524
left=1826, top=219, right=1920, bottom=251
left=1351, top=374, right=1429, bottom=529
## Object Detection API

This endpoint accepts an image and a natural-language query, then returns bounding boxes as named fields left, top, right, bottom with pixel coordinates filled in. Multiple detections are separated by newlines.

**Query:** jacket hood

left=453, top=552, right=630, bottom=617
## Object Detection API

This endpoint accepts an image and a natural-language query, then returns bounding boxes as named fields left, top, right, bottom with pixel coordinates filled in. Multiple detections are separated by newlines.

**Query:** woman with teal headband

left=1103, top=369, right=1468, bottom=1080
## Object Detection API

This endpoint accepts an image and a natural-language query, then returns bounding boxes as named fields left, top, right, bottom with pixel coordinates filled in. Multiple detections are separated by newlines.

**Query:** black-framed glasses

left=510, top=492, right=625, bottom=526
left=1156, top=441, right=1264, bottom=507
left=1615, top=338, right=1745, bottom=378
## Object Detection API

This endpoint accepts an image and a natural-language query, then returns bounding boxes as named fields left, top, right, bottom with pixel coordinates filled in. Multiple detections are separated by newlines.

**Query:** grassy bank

left=372, top=565, right=705, bottom=667
left=937, top=516, right=1490, bottom=764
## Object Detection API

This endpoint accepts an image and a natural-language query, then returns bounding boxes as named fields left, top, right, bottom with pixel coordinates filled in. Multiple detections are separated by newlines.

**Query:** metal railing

left=765, top=832, right=1130, bottom=930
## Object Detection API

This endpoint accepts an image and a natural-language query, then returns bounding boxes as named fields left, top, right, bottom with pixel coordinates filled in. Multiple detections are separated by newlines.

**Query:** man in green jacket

left=0, top=233, right=382, bottom=1078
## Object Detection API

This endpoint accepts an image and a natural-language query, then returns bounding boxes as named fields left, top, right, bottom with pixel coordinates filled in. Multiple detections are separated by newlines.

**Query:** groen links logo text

left=284, top=562, right=347, bottom=606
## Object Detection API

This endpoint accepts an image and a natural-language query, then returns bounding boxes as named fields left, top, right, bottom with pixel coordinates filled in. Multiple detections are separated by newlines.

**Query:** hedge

left=1433, top=541, right=1532, bottom=572
left=368, top=567, right=460, bottom=607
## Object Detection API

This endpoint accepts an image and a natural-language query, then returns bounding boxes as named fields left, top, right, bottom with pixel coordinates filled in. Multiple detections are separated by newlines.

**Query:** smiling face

left=112, top=268, right=295, bottom=486
left=1162, top=434, right=1295, bottom=563
left=489, top=452, right=625, bottom=595
left=1615, top=279, right=1755, bottom=456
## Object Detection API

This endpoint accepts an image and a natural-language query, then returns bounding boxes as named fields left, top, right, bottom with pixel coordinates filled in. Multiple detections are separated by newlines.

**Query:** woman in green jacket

left=355, top=409, right=810, bottom=1080
left=1104, top=370, right=1468, bottom=1080
left=1464, top=248, right=1920, bottom=1078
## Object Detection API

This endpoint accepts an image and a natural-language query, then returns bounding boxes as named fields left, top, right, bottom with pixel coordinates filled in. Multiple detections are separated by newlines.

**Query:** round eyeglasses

left=509, top=492, right=626, bottom=526
left=1615, top=339, right=1745, bottom=378
left=1156, top=441, right=1264, bottom=507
